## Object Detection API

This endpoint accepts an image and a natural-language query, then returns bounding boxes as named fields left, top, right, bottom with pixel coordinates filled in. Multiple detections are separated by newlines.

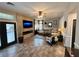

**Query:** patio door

left=0, top=22, right=17, bottom=49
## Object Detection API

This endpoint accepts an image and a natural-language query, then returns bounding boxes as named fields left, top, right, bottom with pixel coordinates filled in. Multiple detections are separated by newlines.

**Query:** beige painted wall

left=16, top=15, right=23, bottom=37
left=14, top=14, right=33, bottom=39
left=22, top=16, right=34, bottom=39
left=59, top=15, right=66, bottom=35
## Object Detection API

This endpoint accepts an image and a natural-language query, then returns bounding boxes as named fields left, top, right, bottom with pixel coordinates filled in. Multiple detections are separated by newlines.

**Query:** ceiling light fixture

left=39, top=11, right=42, bottom=16
left=38, top=11, right=43, bottom=18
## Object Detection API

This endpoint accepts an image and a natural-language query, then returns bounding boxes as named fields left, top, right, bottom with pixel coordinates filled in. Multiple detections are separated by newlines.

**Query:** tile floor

left=0, top=35, right=65, bottom=57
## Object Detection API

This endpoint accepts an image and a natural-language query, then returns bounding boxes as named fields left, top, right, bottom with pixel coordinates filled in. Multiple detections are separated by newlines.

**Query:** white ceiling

left=0, top=2, right=78, bottom=19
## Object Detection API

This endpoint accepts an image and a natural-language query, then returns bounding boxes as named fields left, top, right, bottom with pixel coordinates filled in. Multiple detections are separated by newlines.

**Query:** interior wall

left=0, top=9, right=18, bottom=39
left=0, top=8, right=33, bottom=40
left=59, top=12, right=77, bottom=48
left=22, top=16, right=33, bottom=39
left=66, top=13, right=77, bottom=48
left=75, top=7, right=79, bottom=49
left=44, top=19, right=59, bottom=32
left=16, top=15, right=23, bottom=37
left=59, top=15, right=66, bottom=35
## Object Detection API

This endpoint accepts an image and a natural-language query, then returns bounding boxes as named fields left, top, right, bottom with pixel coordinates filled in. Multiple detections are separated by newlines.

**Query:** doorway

left=72, top=20, right=76, bottom=48
left=0, top=22, right=17, bottom=49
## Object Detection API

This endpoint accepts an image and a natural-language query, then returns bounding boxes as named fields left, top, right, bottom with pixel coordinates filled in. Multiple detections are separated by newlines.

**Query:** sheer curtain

left=35, top=20, right=39, bottom=30
left=35, top=20, right=43, bottom=31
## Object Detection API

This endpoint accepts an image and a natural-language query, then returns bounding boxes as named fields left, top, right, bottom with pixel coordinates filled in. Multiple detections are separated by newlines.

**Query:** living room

left=0, top=2, right=79, bottom=57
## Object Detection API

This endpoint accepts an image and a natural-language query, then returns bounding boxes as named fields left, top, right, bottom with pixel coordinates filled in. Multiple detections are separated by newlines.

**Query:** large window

left=35, top=20, right=43, bottom=31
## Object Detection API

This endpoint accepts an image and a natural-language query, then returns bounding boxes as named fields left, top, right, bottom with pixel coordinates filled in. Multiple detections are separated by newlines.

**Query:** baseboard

left=23, top=30, right=33, bottom=35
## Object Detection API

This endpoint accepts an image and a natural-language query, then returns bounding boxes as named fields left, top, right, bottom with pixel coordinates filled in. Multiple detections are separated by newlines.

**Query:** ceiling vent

left=6, top=2, right=15, bottom=6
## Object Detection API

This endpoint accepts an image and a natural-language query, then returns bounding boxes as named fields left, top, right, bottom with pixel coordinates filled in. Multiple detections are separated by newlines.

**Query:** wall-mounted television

left=23, top=20, right=32, bottom=28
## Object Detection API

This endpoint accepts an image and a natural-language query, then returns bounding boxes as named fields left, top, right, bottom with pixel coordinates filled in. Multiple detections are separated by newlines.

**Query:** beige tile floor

left=0, top=35, right=65, bottom=57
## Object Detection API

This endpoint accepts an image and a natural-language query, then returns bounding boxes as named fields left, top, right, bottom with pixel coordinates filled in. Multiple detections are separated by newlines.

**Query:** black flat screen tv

left=23, top=20, right=32, bottom=28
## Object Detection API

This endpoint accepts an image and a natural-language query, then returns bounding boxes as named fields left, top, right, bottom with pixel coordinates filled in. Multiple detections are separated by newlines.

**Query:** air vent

left=6, top=2, right=15, bottom=6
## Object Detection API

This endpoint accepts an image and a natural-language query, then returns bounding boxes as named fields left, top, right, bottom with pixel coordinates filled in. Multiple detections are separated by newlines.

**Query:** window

left=35, top=20, right=43, bottom=31
left=0, top=12, right=15, bottom=20
left=35, top=20, right=39, bottom=30
left=39, top=20, right=43, bottom=31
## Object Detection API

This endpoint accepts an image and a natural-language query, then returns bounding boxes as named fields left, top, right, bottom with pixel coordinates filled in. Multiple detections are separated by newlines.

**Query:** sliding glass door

left=0, top=23, right=2, bottom=48
left=0, top=37, right=1, bottom=47
left=0, top=22, right=17, bottom=49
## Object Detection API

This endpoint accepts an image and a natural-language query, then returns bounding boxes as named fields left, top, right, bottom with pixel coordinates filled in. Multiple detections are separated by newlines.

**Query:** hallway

left=0, top=35, right=65, bottom=57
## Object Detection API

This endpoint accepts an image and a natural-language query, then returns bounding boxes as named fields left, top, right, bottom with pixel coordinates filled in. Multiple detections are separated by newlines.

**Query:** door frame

left=71, top=19, right=76, bottom=48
